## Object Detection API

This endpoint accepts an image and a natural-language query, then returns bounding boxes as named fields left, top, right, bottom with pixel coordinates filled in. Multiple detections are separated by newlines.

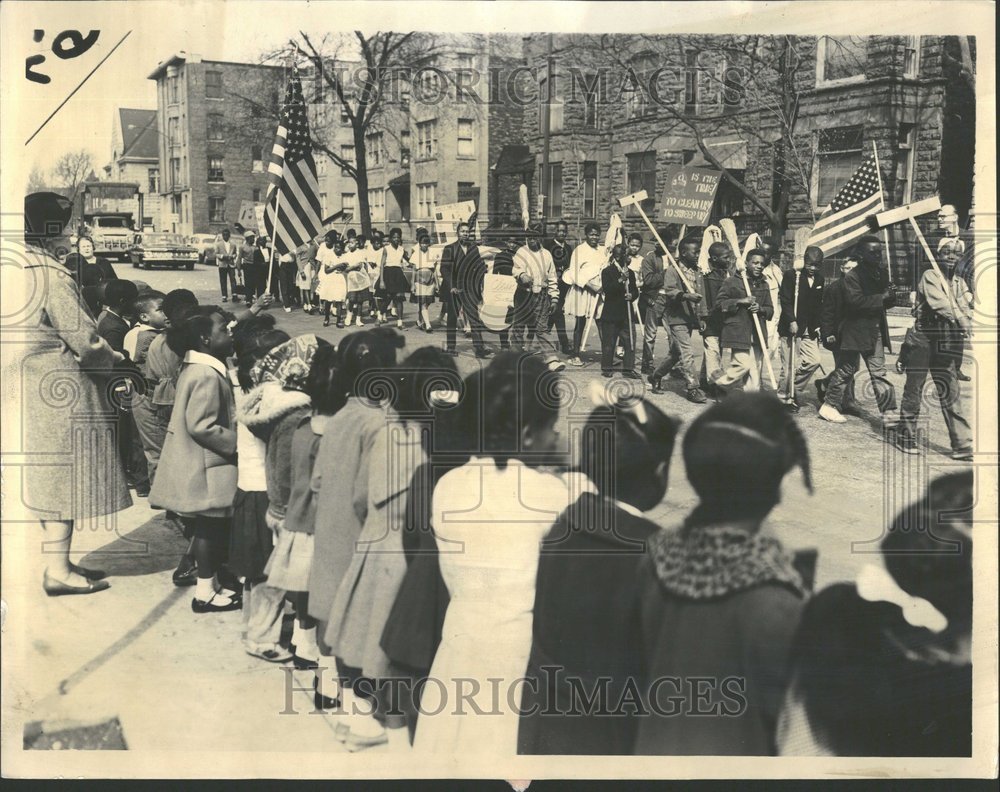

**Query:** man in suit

left=819, top=237, right=896, bottom=424
left=440, top=221, right=492, bottom=358
left=545, top=220, right=573, bottom=353
left=777, top=245, right=826, bottom=413
left=214, top=228, right=240, bottom=303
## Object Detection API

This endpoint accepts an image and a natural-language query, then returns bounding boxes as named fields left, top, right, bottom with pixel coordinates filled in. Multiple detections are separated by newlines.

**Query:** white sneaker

left=396, top=320, right=403, bottom=329
left=284, top=306, right=292, bottom=313
left=355, top=316, right=363, bottom=327
left=567, top=356, right=584, bottom=367
left=345, top=312, right=353, bottom=326
left=818, top=403, right=847, bottom=423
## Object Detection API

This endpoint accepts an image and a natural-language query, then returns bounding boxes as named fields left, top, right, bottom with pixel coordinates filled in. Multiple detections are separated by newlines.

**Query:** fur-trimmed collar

left=649, top=520, right=805, bottom=600
left=237, top=380, right=311, bottom=430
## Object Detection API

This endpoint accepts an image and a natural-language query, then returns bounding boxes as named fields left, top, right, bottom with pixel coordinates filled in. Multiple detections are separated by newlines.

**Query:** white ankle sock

left=293, top=624, right=319, bottom=661
left=195, top=576, right=215, bottom=602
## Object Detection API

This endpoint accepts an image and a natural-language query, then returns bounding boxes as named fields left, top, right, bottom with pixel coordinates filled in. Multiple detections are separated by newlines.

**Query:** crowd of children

left=86, top=269, right=971, bottom=756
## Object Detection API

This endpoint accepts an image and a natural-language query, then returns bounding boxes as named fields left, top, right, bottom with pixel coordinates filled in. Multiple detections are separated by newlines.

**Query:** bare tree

left=51, top=149, right=94, bottom=207
left=229, top=31, right=448, bottom=237
left=26, top=164, right=48, bottom=194
left=582, top=34, right=833, bottom=238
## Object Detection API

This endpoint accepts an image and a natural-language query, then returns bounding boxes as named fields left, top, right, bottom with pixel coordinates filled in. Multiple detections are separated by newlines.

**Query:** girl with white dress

left=315, top=234, right=347, bottom=328
left=343, top=236, right=370, bottom=327
left=409, top=233, right=438, bottom=333
left=413, top=352, right=571, bottom=757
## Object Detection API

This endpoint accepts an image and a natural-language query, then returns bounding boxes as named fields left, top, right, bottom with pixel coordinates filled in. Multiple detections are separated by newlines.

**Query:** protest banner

left=479, top=272, right=517, bottom=331
left=433, top=200, right=478, bottom=243
left=660, top=166, right=723, bottom=226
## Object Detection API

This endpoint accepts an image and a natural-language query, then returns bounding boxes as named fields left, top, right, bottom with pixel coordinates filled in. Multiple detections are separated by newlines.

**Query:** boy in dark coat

left=815, top=259, right=859, bottom=414
left=819, top=236, right=896, bottom=424
left=599, top=245, right=640, bottom=378
left=518, top=393, right=680, bottom=755
left=777, top=246, right=825, bottom=413
left=711, top=250, right=774, bottom=393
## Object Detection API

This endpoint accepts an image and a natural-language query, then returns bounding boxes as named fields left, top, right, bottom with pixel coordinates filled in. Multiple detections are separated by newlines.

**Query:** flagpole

left=265, top=190, right=282, bottom=296
left=871, top=139, right=894, bottom=354
left=871, top=140, right=893, bottom=273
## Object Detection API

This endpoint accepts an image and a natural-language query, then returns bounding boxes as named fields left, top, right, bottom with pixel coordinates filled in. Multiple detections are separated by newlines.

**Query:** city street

left=4, top=259, right=981, bottom=754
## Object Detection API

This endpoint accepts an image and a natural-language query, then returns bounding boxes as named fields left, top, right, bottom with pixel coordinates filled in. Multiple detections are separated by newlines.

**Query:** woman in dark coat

left=634, top=393, right=811, bottom=756
left=5, top=193, right=132, bottom=595
left=518, top=387, right=680, bottom=755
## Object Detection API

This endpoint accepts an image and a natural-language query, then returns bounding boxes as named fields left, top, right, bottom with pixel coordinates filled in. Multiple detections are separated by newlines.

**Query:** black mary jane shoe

left=191, top=595, right=242, bottom=614
left=293, top=654, right=319, bottom=671
left=43, top=570, right=111, bottom=597
left=70, top=563, right=107, bottom=581
left=647, top=374, right=664, bottom=393
left=172, top=558, right=198, bottom=587
left=314, top=681, right=341, bottom=712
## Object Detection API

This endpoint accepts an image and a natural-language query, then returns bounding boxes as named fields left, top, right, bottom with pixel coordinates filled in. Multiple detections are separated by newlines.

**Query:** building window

left=169, top=157, right=181, bottom=188
left=716, top=56, right=743, bottom=112
left=340, top=104, right=351, bottom=124
left=368, top=188, right=385, bottom=221
left=341, top=193, right=355, bottom=214
left=624, top=54, right=657, bottom=120
left=626, top=151, right=656, bottom=216
left=684, top=50, right=700, bottom=115
left=167, top=117, right=180, bottom=146
left=417, top=182, right=436, bottom=218
left=457, top=119, right=474, bottom=157
left=894, top=123, right=916, bottom=206
left=366, top=132, right=383, bottom=166
left=538, top=163, right=563, bottom=218
left=584, top=74, right=599, bottom=128
left=148, top=168, right=160, bottom=193
left=208, top=156, right=225, bottom=182
left=209, top=197, right=226, bottom=223
left=416, top=119, right=437, bottom=159
left=400, top=130, right=410, bottom=168
left=417, top=56, right=441, bottom=96
left=251, top=145, right=264, bottom=173
left=207, top=113, right=224, bottom=142
left=816, top=125, right=864, bottom=206
left=456, top=53, right=475, bottom=71
left=538, top=75, right=564, bottom=134
left=582, top=161, right=598, bottom=217
left=170, top=194, right=182, bottom=217
left=205, top=70, right=224, bottom=99
left=252, top=188, right=261, bottom=203
left=457, top=181, right=479, bottom=207
left=903, top=35, right=920, bottom=78
left=817, top=36, right=867, bottom=85
left=320, top=192, right=328, bottom=216
left=716, top=169, right=746, bottom=219
left=316, top=156, right=328, bottom=177
left=340, top=144, right=355, bottom=175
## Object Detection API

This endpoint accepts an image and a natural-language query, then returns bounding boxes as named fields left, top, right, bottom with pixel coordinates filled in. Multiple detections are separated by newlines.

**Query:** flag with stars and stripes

left=807, top=157, right=884, bottom=256
left=263, top=67, right=324, bottom=257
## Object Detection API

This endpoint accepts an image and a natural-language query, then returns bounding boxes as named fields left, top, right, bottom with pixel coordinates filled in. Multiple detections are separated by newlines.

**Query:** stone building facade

left=497, top=34, right=975, bottom=286
left=148, top=53, right=284, bottom=235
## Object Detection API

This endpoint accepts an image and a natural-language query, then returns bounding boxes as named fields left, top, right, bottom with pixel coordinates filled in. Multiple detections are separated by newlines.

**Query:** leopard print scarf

left=650, top=520, right=805, bottom=600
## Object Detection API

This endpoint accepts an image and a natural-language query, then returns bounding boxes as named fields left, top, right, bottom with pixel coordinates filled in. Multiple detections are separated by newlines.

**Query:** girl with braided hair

left=634, top=392, right=812, bottom=755
left=414, top=352, right=572, bottom=756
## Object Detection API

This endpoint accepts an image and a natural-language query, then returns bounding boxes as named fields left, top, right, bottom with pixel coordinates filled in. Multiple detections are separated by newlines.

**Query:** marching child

left=409, top=232, right=438, bottom=332
left=343, top=234, right=370, bottom=327
left=598, top=243, right=640, bottom=378
left=378, top=227, right=411, bottom=328
left=316, top=231, right=347, bottom=328
left=711, top=249, right=774, bottom=393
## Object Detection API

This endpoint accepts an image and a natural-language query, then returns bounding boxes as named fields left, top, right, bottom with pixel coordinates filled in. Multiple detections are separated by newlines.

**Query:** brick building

left=497, top=34, right=975, bottom=287
left=105, top=108, right=163, bottom=231
left=148, top=53, right=284, bottom=235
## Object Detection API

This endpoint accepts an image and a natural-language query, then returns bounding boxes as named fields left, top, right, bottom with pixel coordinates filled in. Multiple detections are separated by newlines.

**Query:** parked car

left=189, top=233, right=219, bottom=264
left=129, top=232, right=200, bottom=270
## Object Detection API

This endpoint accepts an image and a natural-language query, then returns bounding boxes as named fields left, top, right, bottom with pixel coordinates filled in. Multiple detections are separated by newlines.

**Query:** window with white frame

left=168, top=117, right=180, bottom=146
left=417, top=182, right=436, bottom=218
left=816, top=125, right=864, bottom=206
left=582, top=161, right=598, bottom=217
left=584, top=74, right=599, bottom=128
left=320, top=192, right=328, bottom=216
left=209, top=196, right=226, bottom=223
left=340, top=144, right=355, bottom=175
left=400, top=130, right=410, bottom=168
left=626, top=151, right=656, bottom=215
left=148, top=167, right=160, bottom=193
left=538, top=75, right=564, bottom=133
left=205, top=70, right=223, bottom=99
left=251, top=146, right=263, bottom=173
left=367, top=132, right=383, bottom=166
left=416, top=119, right=437, bottom=159
left=457, top=119, right=474, bottom=157
left=368, top=188, right=385, bottom=221
left=538, top=163, right=563, bottom=218
left=624, top=53, right=657, bottom=120
left=817, top=36, right=867, bottom=84
left=207, top=113, right=224, bottom=142
left=903, top=36, right=920, bottom=78
left=169, top=157, right=181, bottom=188
left=207, top=156, right=224, bottom=182
left=894, top=123, right=916, bottom=206
left=683, top=50, right=701, bottom=115
left=416, top=56, right=441, bottom=96
left=341, top=193, right=355, bottom=214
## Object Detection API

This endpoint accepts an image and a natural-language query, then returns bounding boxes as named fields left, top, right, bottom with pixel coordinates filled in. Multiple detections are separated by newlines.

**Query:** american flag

left=263, top=67, right=323, bottom=256
left=808, top=157, right=884, bottom=256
